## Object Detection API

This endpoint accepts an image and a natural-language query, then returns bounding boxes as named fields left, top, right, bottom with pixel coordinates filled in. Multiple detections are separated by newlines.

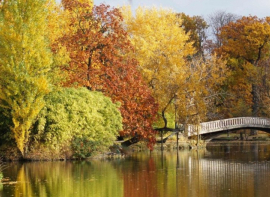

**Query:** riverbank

left=1, top=132, right=270, bottom=161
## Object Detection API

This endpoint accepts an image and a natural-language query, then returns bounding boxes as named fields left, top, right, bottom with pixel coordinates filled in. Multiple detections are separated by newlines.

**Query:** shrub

left=32, top=88, right=122, bottom=158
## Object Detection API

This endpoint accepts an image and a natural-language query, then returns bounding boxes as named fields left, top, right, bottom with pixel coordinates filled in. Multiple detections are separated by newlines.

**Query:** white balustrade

left=188, top=117, right=270, bottom=137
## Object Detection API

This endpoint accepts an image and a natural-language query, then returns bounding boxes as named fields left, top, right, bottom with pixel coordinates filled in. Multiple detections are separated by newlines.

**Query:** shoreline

left=1, top=139, right=270, bottom=162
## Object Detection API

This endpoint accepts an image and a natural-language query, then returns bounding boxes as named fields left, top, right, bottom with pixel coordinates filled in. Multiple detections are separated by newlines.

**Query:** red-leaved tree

left=57, top=1, right=158, bottom=148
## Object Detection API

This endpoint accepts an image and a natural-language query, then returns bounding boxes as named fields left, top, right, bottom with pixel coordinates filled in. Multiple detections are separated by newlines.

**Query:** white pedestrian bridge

left=187, top=117, right=270, bottom=137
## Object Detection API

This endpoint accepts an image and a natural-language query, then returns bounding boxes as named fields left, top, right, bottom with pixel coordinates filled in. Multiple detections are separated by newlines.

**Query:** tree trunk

left=251, top=84, right=259, bottom=135
left=121, top=136, right=140, bottom=147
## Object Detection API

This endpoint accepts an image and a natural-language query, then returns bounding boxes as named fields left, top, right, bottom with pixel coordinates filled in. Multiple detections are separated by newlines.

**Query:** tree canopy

left=0, top=0, right=55, bottom=156
left=122, top=7, right=194, bottom=127
left=216, top=16, right=270, bottom=118
left=58, top=1, right=158, bottom=147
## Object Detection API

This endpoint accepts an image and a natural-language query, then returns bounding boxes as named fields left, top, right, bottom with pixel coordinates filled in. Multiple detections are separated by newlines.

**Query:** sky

left=93, top=0, right=270, bottom=18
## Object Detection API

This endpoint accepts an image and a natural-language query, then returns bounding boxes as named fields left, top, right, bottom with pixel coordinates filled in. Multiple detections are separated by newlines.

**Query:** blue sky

left=93, top=0, right=270, bottom=18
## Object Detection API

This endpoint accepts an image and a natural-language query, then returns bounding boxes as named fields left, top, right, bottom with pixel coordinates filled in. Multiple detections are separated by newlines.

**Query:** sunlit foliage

left=216, top=16, right=270, bottom=117
left=59, top=1, right=158, bottom=147
left=0, top=0, right=55, bottom=156
left=32, top=88, right=122, bottom=158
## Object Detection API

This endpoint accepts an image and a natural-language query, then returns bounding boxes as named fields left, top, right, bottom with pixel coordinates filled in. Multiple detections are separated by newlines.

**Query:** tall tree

left=0, top=0, right=55, bottom=156
left=207, top=11, right=239, bottom=52
left=122, top=6, right=194, bottom=129
left=59, top=1, right=158, bottom=147
left=123, top=7, right=229, bottom=131
left=178, top=55, right=228, bottom=126
left=216, top=16, right=270, bottom=119
left=178, top=13, right=208, bottom=56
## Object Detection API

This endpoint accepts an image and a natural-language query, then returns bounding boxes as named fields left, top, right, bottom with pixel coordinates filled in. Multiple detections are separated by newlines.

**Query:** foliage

left=46, top=0, right=70, bottom=84
left=0, top=0, right=55, bottom=156
left=122, top=6, right=194, bottom=127
left=220, top=59, right=253, bottom=117
left=179, top=13, right=208, bottom=56
left=153, top=112, right=175, bottom=129
left=216, top=16, right=270, bottom=117
left=32, top=88, right=122, bottom=157
left=71, top=137, right=99, bottom=158
left=217, top=16, right=270, bottom=64
left=177, top=55, right=229, bottom=124
left=0, top=157, right=4, bottom=181
left=123, top=6, right=229, bottom=127
left=58, top=1, right=158, bottom=148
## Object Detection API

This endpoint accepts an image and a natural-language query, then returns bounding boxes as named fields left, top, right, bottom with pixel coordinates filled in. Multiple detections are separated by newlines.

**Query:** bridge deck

left=187, top=117, right=270, bottom=137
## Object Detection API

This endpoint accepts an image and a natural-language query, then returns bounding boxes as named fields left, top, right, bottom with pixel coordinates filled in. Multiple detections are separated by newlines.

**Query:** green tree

left=0, top=0, right=54, bottom=156
left=32, top=88, right=122, bottom=158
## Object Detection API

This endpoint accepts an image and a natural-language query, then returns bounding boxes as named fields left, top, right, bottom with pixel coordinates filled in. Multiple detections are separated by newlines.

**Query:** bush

left=31, top=88, right=122, bottom=158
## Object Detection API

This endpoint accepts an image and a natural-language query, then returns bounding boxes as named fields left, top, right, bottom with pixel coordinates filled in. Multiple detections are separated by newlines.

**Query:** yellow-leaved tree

left=122, top=6, right=194, bottom=129
left=122, top=7, right=229, bottom=132
left=178, top=55, right=228, bottom=129
left=0, top=0, right=57, bottom=156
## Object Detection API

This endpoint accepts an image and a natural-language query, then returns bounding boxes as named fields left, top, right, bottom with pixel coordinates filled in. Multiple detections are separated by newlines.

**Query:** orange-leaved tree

left=216, top=16, right=270, bottom=119
left=58, top=1, right=158, bottom=147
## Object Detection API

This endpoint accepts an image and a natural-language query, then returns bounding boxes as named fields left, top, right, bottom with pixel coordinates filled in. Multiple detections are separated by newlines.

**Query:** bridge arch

left=187, top=117, right=270, bottom=137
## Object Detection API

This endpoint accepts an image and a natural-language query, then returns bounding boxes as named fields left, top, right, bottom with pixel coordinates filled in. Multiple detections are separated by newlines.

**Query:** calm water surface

left=1, top=142, right=270, bottom=197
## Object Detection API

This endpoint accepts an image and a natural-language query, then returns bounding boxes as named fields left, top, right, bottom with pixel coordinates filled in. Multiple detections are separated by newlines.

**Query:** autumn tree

left=122, top=6, right=195, bottom=129
left=0, top=0, right=59, bottom=156
left=216, top=16, right=270, bottom=121
left=206, top=11, right=239, bottom=52
left=178, top=56, right=228, bottom=128
left=178, top=13, right=208, bottom=56
left=123, top=7, right=230, bottom=136
left=59, top=1, right=158, bottom=147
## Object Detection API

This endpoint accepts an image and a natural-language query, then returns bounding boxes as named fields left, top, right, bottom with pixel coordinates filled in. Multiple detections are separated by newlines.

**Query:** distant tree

left=207, top=11, right=239, bottom=51
left=178, top=13, right=208, bottom=56
left=216, top=16, right=270, bottom=123
left=178, top=55, right=229, bottom=125
left=123, top=6, right=229, bottom=130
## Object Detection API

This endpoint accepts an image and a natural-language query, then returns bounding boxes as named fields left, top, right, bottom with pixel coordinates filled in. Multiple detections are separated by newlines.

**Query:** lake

left=1, top=142, right=270, bottom=197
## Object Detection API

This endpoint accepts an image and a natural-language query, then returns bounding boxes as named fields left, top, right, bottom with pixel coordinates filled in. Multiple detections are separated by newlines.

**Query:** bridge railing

left=187, top=117, right=270, bottom=136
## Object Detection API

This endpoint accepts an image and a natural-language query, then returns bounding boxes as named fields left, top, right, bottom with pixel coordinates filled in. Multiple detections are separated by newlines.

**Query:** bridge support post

left=161, top=130, right=164, bottom=151
left=196, top=124, right=201, bottom=147
left=176, top=131, right=179, bottom=150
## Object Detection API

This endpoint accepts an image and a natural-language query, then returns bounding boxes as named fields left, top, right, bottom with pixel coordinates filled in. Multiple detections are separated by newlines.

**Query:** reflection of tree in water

left=206, top=142, right=270, bottom=162
left=8, top=161, right=123, bottom=197
left=118, top=154, right=158, bottom=197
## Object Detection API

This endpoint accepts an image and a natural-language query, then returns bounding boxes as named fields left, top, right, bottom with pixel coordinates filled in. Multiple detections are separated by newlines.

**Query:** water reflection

left=206, top=141, right=270, bottom=162
left=2, top=161, right=123, bottom=197
left=1, top=142, right=270, bottom=197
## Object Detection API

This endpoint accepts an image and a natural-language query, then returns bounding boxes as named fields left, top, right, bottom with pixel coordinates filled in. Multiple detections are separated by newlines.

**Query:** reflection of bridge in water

left=187, top=117, right=270, bottom=137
